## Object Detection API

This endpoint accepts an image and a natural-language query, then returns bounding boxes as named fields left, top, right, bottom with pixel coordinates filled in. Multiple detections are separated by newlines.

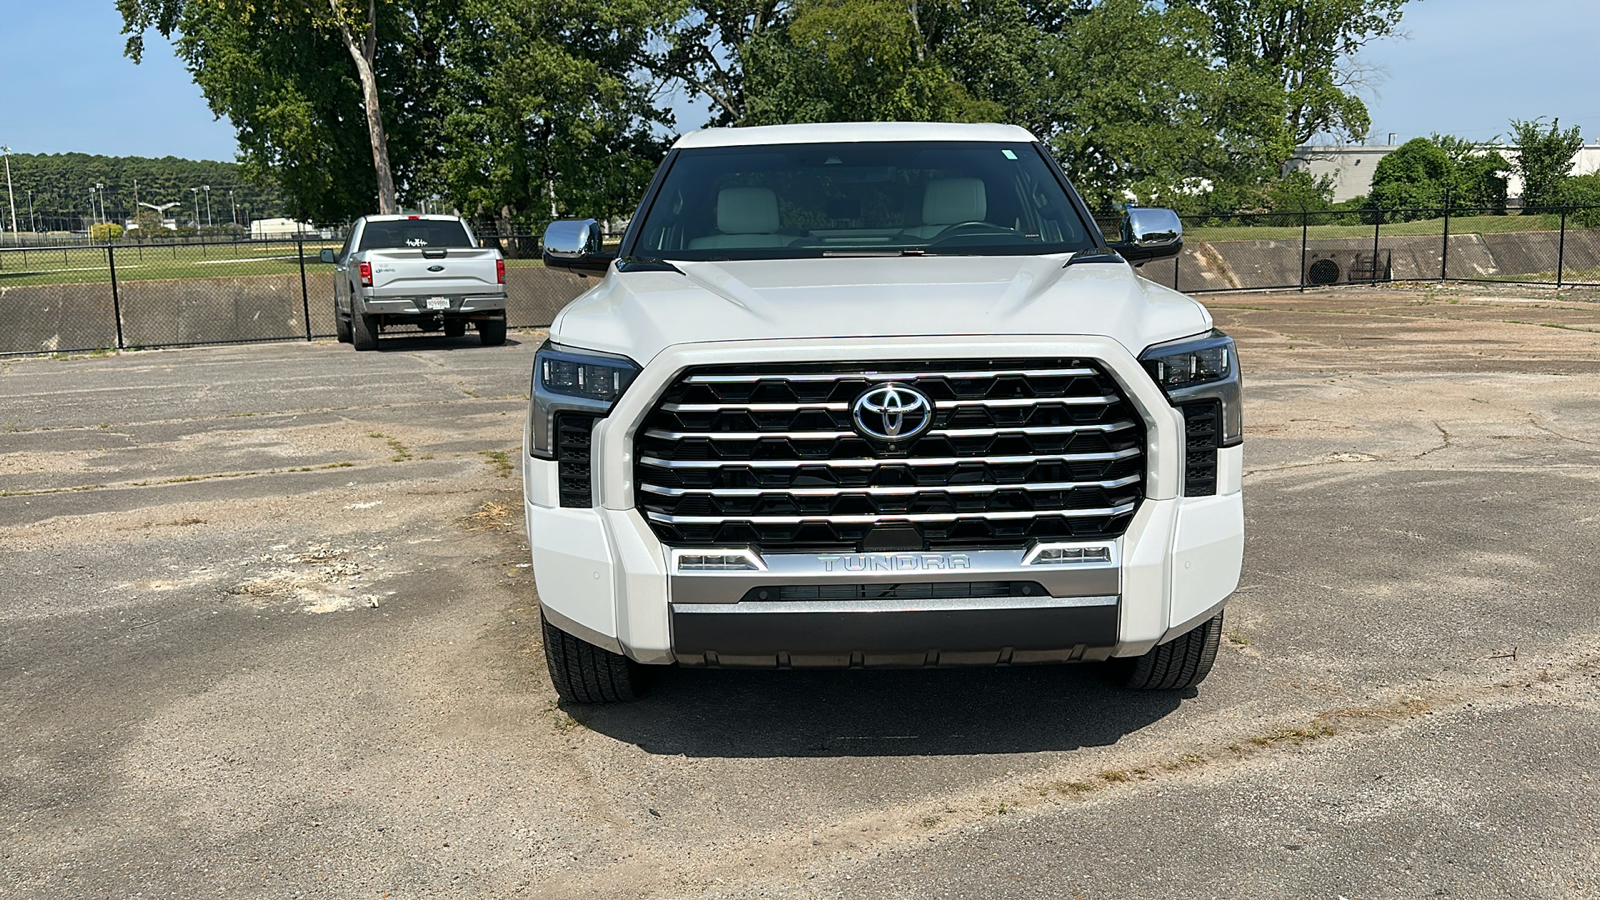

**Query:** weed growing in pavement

left=480, top=449, right=514, bottom=478
left=367, top=431, right=412, bottom=461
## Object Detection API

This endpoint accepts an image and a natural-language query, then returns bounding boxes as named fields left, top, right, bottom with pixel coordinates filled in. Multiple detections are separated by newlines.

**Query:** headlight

left=1138, top=330, right=1242, bottom=446
left=528, top=341, right=641, bottom=458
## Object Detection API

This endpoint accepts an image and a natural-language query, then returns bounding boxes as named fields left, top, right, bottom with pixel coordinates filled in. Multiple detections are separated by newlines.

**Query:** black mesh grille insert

left=556, top=412, right=598, bottom=508
left=740, top=582, right=1050, bottom=603
left=635, top=358, right=1147, bottom=551
left=1180, top=401, right=1220, bottom=496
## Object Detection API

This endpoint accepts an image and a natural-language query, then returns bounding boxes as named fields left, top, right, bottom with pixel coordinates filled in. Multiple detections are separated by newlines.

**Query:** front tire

left=351, top=306, right=379, bottom=351
left=1115, top=611, right=1224, bottom=690
left=478, top=317, right=507, bottom=346
left=542, top=612, right=639, bottom=704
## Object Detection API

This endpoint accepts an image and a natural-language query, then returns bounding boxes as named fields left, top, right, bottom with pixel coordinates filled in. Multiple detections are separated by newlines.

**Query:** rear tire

left=351, top=306, right=379, bottom=351
left=542, top=612, right=639, bottom=704
left=1114, top=611, right=1224, bottom=690
left=443, top=319, right=467, bottom=338
left=335, top=303, right=352, bottom=343
left=478, top=317, right=507, bottom=346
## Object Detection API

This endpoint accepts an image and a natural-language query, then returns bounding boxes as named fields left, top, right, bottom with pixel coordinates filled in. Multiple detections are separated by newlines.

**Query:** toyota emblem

left=851, top=383, right=933, bottom=442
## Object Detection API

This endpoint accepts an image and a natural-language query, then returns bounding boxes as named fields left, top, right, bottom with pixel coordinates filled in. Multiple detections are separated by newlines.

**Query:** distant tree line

left=116, top=0, right=1423, bottom=227
left=4, top=152, right=287, bottom=233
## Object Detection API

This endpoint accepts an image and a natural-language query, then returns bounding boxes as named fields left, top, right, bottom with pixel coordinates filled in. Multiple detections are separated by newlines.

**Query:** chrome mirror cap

left=543, top=219, right=603, bottom=260
left=1121, top=207, right=1183, bottom=248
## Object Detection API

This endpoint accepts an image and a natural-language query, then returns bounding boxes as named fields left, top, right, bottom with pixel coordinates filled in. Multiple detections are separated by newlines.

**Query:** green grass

left=1187, top=214, right=1566, bottom=242
left=0, top=240, right=344, bottom=287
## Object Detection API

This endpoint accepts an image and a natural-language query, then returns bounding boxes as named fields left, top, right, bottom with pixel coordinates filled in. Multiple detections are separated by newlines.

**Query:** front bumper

left=523, top=335, right=1244, bottom=667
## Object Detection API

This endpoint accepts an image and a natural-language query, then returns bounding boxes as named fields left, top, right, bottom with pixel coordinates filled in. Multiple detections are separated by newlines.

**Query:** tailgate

left=365, top=248, right=501, bottom=297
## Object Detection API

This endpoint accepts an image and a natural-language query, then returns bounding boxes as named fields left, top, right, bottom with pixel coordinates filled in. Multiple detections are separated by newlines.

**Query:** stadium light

left=0, top=146, right=17, bottom=245
left=202, top=184, right=212, bottom=228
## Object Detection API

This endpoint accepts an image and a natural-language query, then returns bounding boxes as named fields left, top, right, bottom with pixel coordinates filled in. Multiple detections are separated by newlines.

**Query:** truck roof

left=672, top=122, right=1037, bottom=150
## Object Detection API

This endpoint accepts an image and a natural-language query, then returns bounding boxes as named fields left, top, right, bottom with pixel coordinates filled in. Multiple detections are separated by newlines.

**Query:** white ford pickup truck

left=321, top=214, right=508, bottom=350
left=525, top=122, right=1242, bottom=703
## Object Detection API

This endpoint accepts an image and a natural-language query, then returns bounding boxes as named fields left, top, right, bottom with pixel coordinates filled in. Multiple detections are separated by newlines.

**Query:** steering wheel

left=926, top=221, right=1019, bottom=244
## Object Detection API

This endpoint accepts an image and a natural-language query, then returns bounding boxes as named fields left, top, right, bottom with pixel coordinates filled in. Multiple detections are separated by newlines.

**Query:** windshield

left=359, top=219, right=474, bottom=251
left=628, top=141, right=1095, bottom=260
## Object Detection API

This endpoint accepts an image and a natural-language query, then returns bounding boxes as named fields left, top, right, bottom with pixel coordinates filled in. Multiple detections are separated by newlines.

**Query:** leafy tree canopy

left=3, top=151, right=284, bottom=231
left=1510, top=117, right=1584, bottom=210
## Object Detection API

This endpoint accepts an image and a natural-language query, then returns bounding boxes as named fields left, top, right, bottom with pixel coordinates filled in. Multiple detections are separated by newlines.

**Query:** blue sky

left=0, top=0, right=1594, bottom=162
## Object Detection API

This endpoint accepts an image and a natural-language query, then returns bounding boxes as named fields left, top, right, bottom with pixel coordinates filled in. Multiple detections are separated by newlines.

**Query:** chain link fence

left=1132, top=206, right=1600, bottom=294
left=0, top=233, right=591, bottom=356
left=4, top=209, right=1598, bottom=357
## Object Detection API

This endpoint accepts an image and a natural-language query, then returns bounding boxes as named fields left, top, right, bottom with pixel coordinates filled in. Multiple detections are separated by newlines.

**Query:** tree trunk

left=332, top=0, right=397, bottom=214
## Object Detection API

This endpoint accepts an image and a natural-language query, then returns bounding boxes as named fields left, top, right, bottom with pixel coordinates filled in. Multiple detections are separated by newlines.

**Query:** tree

left=1430, top=134, right=1509, bottom=213
left=1366, top=137, right=1451, bottom=218
left=118, top=0, right=404, bottom=213
left=1172, top=0, right=1409, bottom=144
left=429, top=0, right=671, bottom=229
left=1510, top=117, right=1584, bottom=210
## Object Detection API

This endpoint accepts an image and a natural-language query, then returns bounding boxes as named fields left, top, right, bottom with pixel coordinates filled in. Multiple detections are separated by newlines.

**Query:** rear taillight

left=358, top=261, right=373, bottom=287
left=496, top=259, right=506, bottom=285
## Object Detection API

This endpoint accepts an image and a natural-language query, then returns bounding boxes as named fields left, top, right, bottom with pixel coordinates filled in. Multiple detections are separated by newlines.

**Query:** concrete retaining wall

left=0, top=267, right=592, bottom=356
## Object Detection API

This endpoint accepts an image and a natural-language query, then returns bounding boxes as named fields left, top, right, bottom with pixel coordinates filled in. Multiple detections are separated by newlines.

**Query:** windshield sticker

left=1001, top=149, right=1018, bottom=160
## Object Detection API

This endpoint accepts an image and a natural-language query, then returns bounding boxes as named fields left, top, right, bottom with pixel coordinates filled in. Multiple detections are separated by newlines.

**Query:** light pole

left=229, top=188, right=237, bottom=226
left=89, top=188, right=97, bottom=229
left=95, top=183, right=105, bottom=226
left=0, top=146, right=17, bottom=244
left=27, top=189, right=35, bottom=232
left=202, top=184, right=212, bottom=228
left=191, top=187, right=200, bottom=229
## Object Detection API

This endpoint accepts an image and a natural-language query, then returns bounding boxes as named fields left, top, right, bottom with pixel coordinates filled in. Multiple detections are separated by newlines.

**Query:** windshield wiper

left=821, top=248, right=930, bottom=258
left=616, top=256, right=683, bottom=273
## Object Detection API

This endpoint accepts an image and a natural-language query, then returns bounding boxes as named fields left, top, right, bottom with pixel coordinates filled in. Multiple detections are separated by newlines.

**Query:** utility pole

left=203, top=184, right=212, bottom=228
left=0, top=146, right=17, bottom=244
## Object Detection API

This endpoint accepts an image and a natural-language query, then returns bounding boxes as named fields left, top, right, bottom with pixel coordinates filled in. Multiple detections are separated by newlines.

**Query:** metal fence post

left=1440, top=196, right=1451, bottom=281
left=1299, top=208, right=1308, bottom=292
left=1371, top=211, right=1382, bottom=283
left=107, top=244, right=125, bottom=350
left=298, top=236, right=312, bottom=340
left=1557, top=208, right=1567, bottom=289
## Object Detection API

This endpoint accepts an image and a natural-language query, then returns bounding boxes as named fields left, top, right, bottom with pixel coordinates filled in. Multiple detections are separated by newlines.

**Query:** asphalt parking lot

left=3, top=284, right=1599, bottom=898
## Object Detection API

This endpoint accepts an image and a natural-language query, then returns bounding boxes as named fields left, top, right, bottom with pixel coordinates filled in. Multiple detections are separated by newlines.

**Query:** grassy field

left=1185, top=213, right=1570, bottom=242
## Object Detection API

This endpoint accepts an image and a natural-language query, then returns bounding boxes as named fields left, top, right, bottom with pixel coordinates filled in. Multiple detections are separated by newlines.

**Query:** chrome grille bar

left=660, top=395, right=1119, bottom=413
left=684, top=367, right=1099, bottom=383
left=641, top=420, right=1137, bottom=442
left=639, top=474, right=1142, bottom=498
left=645, top=504, right=1139, bottom=525
left=638, top=447, right=1142, bottom=469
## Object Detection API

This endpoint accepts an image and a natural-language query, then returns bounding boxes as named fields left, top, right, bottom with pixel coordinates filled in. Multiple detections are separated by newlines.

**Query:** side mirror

left=542, top=219, right=614, bottom=274
left=319, top=248, right=336, bottom=264
left=1109, top=207, right=1183, bottom=265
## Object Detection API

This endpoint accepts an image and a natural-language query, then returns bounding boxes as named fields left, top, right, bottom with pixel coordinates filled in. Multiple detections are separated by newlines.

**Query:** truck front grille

left=635, top=359, right=1146, bottom=552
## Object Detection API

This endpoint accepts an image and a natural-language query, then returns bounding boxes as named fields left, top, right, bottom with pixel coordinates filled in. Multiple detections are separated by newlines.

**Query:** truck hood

left=550, top=255, right=1211, bottom=364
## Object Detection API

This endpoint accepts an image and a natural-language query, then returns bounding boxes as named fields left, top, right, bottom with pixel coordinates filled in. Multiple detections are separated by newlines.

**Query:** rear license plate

left=425, top=297, right=450, bottom=310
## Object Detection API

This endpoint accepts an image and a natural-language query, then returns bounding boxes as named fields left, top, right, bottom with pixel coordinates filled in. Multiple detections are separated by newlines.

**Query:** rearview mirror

left=319, top=248, right=336, bottom=264
left=543, top=219, right=614, bottom=274
left=1109, top=207, right=1183, bottom=265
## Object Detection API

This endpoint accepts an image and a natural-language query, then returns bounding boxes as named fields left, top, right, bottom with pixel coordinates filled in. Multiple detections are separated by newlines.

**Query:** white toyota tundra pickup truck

left=525, top=122, right=1242, bottom=703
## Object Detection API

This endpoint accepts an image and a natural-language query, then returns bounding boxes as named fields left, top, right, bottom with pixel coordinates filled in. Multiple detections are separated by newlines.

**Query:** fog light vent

left=674, top=550, right=765, bottom=572
left=1025, top=544, right=1114, bottom=566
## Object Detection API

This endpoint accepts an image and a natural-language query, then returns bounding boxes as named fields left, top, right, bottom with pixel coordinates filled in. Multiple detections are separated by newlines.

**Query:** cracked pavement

left=2, top=285, right=1598, bottom=898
